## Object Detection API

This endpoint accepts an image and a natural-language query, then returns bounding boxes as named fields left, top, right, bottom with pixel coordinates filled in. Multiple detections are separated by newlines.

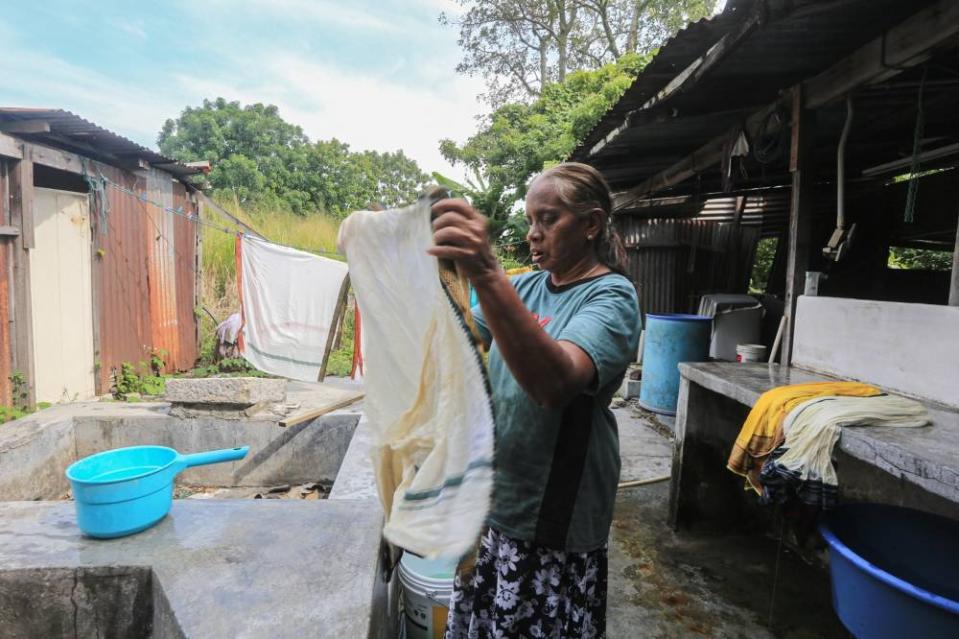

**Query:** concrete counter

left=0, top=499, right=386, bottom=638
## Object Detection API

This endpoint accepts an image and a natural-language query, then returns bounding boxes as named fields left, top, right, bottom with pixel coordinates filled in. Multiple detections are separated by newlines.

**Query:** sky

left=0, top=0, right=486, bottom=180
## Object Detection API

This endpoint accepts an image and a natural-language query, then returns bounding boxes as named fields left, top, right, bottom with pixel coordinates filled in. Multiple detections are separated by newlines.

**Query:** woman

left=430, top=162, right=642, bottom=638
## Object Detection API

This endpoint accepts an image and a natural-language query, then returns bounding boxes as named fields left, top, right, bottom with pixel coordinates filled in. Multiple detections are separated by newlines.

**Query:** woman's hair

left=537, top=162, right=628, bottom=275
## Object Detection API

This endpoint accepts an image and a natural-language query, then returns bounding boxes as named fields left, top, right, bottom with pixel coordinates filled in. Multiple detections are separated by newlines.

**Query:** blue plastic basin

left=820, top=503, right=959, bottom=638
left=66, top=445, right=249, bottom=538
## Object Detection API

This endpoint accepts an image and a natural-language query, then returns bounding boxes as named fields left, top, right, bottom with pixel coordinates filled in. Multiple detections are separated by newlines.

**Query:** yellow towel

left=727, top=382, right=881, bottom=493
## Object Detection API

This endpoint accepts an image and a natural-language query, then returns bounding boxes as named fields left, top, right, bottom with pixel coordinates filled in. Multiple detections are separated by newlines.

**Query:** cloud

left=111, top=18, right=148, bottom=40
left=202, top=0, right=406, bottom=32
left=0, top=5, right=487, bottom=181
left=173, top=54, right=486, bottom=178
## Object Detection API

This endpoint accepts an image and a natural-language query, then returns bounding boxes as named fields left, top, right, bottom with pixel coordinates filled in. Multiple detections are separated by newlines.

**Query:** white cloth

left=239, top=236, right=348, bottom=382
left=778, top=394, right=930, bottom=486
left=216, top=312, right=242, bottom=344
left=338, top=199, right=494, bottom=559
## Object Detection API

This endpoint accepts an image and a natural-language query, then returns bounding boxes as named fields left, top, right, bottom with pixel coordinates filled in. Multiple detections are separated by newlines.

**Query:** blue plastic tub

left=638, top=313, right=711, bottom=415
left=820, top=503, right=959, bottom=638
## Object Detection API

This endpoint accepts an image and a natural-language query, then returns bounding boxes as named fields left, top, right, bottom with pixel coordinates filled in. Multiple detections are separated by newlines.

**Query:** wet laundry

left=338, top=197, right=494, bottom=560
left=237, top=235, right=349, bottom=382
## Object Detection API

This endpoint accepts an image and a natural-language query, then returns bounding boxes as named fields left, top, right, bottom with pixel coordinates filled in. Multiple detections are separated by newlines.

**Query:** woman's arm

left=429, top=199, right=595, bottom=408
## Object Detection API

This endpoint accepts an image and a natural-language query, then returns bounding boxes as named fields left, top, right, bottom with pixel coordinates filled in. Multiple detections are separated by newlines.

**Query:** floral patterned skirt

left=444, top=527, right=608, bottom=639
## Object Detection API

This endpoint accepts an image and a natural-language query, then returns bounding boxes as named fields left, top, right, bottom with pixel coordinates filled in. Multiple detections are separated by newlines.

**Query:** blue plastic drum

left=638, top=313, right=711, bottom=415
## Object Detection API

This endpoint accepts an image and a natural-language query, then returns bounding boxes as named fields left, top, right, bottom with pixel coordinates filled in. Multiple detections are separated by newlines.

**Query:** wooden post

left=8, top=148, right=36, bottom=407
left=317, top=275, right=351, bottom=382
left=727, top=195, right=747, bottom=291
left=782, top=87, right=816, bottom=366
left=950, top=206, right=959, bottom=306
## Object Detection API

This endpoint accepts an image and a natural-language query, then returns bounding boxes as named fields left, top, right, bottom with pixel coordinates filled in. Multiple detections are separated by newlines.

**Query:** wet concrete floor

left=608, top=406, right=847, bottom=639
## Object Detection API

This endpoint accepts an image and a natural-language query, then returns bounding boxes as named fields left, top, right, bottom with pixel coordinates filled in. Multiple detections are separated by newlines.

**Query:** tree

left=158, top=98, right=430, bottom=217
left=441, top=0, right=717, bottom=106
left=440, top=52, right=649, bottom=242
left=888, top=247, right=954, bottom=271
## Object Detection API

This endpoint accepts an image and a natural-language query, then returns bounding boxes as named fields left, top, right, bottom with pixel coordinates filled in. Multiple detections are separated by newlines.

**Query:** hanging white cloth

left=338, top=198, right=494, bottom=559
left=239, top=235, right=348, bottom=382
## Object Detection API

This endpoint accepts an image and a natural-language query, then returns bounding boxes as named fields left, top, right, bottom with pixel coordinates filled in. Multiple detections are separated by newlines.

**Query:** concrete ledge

left=164, top=377, right=287, bottom=405
left=678, top=362, right=959, bottom=505
left=0, top=500, right=385, bottom=638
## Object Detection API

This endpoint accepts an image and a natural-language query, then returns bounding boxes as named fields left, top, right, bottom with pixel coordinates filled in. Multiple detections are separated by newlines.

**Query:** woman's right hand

left=429, top=198, right=499, bottom=284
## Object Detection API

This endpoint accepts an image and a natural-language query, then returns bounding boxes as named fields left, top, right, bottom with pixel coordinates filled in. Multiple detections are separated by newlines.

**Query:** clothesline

left=84, top=166, right=530, bottom=263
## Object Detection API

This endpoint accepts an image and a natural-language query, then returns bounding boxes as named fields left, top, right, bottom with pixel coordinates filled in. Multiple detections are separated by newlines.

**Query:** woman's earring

left=587, top=234, right=594, bottom=241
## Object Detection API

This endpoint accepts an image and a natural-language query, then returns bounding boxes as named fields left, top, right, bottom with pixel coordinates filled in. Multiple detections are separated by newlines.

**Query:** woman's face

left=524, top=178, right=596, bottom=274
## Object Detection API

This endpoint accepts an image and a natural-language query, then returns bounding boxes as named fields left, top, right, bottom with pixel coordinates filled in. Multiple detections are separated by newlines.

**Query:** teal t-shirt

left=472, top=270, right=641, bottom=552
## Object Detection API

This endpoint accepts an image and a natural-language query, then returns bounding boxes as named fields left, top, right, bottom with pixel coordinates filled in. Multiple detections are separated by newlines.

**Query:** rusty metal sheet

left=94, top=165, right=153, bottom=393
left=93, top=166, right=201, bottom=391
left=171, top=181, right=199, bottom=371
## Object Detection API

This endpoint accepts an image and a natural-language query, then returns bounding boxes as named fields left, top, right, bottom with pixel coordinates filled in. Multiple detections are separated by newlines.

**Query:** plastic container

left=736, top=344, right=767, bottom=362
left=638, top=314, right=711, bottom=415
left=398, top=552, right=458, bottom=639
left=66, top=445, right=249, bottom=538
left=820, top=503, right=959, bottom=639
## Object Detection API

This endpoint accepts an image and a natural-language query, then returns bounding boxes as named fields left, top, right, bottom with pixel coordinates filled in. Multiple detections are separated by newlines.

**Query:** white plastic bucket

left=736, top=343, right=767, bottom=362
left=398, top=552, right=458, bottom=639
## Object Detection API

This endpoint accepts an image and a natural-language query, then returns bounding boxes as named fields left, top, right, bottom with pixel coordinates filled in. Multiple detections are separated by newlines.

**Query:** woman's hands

left=429, top=198, right=499, bottom=284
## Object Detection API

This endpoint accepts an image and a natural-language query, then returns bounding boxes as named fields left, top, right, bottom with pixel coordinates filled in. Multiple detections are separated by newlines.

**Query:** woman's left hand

left=429, top=198, right=499, bottom=283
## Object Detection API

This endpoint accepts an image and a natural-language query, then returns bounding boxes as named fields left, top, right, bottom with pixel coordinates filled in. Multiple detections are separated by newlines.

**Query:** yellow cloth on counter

left=727, top=381, right=880, bottom=493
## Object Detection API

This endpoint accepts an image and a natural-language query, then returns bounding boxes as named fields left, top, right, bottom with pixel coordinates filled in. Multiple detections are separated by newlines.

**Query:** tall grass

left=198, top=197, right=344, bottom=365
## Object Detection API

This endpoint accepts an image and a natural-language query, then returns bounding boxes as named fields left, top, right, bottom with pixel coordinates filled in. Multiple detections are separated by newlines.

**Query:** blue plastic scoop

left=66, top=445, right=249, bottom=538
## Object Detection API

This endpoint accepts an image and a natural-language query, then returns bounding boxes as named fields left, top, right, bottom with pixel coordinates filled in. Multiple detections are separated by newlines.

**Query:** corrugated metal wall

left=171, top=180, right=199, bottom=371
left=616, top=216, right=761, bottom=316
left=92, top=165, right=199, bottom=393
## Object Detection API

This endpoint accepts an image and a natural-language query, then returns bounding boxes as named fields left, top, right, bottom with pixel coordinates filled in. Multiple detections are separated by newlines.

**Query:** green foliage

left=159, top=98, right=430, bottom=217
left=10, top=371, right=28, bottom=410
left=326, top=309, right=356, bottom=378
left=439, top=53, right=649, bottom=243
left=750, top=237, right=779, bottom=293
left=113, top=362, right=167, bottom=400
left=189, top=358, right=271, bottom=379
left=888, top=247, right=954, bottom=271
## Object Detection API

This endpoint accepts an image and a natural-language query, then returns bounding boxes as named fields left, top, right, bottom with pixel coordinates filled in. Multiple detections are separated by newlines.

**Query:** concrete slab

left=679, top=362, right=959, bottom=505
left=164, top=377, right=287, bottom=405
left=0, top=500, right=386, bottom=638
left=607, top=483, right=846, bottom=639
left=613, top=406, right=672, bottom=482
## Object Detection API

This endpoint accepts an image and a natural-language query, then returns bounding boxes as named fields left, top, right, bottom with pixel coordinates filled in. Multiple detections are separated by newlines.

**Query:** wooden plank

left=0, top=120, right=50, bottom=134
left=0, top=227, right=20, bottom=237
left=27, top=142, right=85, bottom=175
left=782, top=88, right=816, bottom=366
left=0, top=134, right=23, bottom=160
left=317, top=275, right=351, bottom=382
left=279, top=392, right=364, bottom=428
left=8, top=155, right=36, bottom=406
left=804, top=0, right=959, bottom=109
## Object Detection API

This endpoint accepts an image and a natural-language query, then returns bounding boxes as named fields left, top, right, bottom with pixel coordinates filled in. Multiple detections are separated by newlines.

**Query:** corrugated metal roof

left=571, top=0, right=947, bottom=192
left=0, top=108, right=202, bottom=179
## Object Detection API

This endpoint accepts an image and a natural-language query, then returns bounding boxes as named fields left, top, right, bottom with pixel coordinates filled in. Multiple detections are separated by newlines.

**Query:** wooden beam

left=317, top=275, right=351, bottom=382
left=27, top=142, right=86, bottom=175
left=950, top=206, right=959, bottom=306
left=803, top=0, right=959, bottom=109
left=0, top=120, right=51, bottom=134
left=616, top=0, right=959, bottom=202
left=782, top=88, right=816, bottom=366
left=8, top=154, right=36, bottom=407
left=0, top=227, right=20, bottom=237
left=0, top=134, right=23, bottom=160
